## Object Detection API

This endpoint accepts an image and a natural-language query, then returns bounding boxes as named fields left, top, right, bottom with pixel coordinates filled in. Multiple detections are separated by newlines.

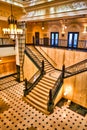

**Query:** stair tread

left=36, top=84, right=50, bottom=92
left=27, top=95, right=47, bottom=109
left=44, top=75, right=57, bottom=81
left=37, top=82, right=52, bottom=89
left=31, top=90, right=48, bottom=100
left=42, top=77, right=56, bottom=84
left=39, top=80, right=54, bottom=87
left=29, top=92, right=47, bottom=104
left=45, top=65, right=53, bottom=68
left=23, top=97, right=50, bottom=115
left=33, top=87, right=49, bottom=96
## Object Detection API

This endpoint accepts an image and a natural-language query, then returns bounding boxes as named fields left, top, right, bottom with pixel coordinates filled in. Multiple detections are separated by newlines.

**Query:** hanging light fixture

left=42, top=22, right=45, bottom=30
left=3, top=3, right=23, bottom=39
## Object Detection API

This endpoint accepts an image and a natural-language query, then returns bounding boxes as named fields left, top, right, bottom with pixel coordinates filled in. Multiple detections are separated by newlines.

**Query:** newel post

left=41, top=60, right=44, bottom=74
left=48, top=89, right=54, bottom=113
left=24, top=78, right=28, bottom=96
left=62, top=64, right=65, bottom=79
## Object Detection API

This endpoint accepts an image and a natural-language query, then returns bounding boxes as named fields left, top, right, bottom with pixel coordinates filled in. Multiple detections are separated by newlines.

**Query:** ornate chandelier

left=3, top=4, right=23, bottom=39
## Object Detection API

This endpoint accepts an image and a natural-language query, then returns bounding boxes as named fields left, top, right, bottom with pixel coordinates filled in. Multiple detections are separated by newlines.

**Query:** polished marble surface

left=0, top=76, right=87, bottom=130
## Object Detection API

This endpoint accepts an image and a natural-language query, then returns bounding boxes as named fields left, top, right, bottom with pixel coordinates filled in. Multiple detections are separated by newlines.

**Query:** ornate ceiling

left=0, top=0, right=87, bottom=23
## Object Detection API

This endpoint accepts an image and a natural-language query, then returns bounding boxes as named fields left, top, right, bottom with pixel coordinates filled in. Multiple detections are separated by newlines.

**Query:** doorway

left=68, top=32, right=79, bottom=48
left=50, top=32, right=59, bottom=46
left=35, top=32, right=39, bottom=45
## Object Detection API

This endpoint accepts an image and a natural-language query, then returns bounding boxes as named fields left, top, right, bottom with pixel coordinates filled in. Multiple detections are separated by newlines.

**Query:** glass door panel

left=68, top=33, right=73, bottom=47
left=68, top=32, right=79, bottom=48
left=51, top=33, right=55, bottom=46
left=51, top=32, right=59, bottom=46
left=55, top=33, right=58, bottom=46
left=73, top=33, right=78, bottom=48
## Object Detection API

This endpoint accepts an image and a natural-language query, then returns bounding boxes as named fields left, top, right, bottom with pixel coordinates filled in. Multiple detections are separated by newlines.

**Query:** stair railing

left=24, top=60, right=45, bottom=96
left=24, top=46, right=42, bottom=70
left=34, top=46, right=61, bottom=71
left=65, top=59, right=87, bottom=78
left=48, top=65, right=65, bottom=113
left=36, top=47, right=57, bottom=68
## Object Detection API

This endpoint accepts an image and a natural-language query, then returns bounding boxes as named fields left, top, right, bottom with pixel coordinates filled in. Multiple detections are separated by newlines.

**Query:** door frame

left=67, top=32, right=79, bottom=48
left=50, top=32, right=59, bottom=46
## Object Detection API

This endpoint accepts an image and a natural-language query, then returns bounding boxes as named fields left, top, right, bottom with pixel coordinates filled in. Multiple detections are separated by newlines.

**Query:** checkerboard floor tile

left=0, top=76, right=87, bottom=130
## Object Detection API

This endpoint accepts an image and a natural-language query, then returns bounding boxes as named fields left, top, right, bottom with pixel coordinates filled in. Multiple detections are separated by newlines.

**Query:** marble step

left=37, top=82, right=52, bottom=89
left=44, top=75, right=57, bottom=81
left=42, top=77, right=56, bottom=84
left=31, top=90, right=48, bottom=100
left=29, top=92, right=47, bottom=104
left=23, top=97, right=50, bottom=115
left=36, top=84, right=50, bottom=93
left=26, top=95, right=47, bottom=109
left=33, top=87, right=49, bottom=96
left=38, top=80, right=54, bottom=88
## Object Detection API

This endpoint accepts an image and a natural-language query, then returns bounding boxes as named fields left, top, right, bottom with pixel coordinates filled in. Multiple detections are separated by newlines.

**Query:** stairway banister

left=24, top=59, right=45, bottom=96
left=25, top=46, right=42, bottom=70
left=64, top=59, right=87, bottom=78
left=25, top=46, right=41, bottom=64
left=37, top=47, right=57, bottom=67
left=48, top=65, right=64, bottom=113
left=65, top=59, right=87, bottom=71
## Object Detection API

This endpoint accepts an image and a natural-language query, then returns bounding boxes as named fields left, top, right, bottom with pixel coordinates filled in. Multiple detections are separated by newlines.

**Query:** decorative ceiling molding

left=0, top=0, right=87, bottom=22
left=20, top=1, right=87, bottom=21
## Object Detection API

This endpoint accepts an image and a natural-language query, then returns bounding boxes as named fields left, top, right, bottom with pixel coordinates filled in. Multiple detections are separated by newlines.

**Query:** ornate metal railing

left=0, top=38, right=15, bottom=46
left=24, top=46, right=45, bottom=96
left=65, top=59, right=87, bottom=78
left=32, top=38, right=87, bottom=50
left=24, top=68, right=44, bottom=96
left=47, top=65, right=65, bottom=113
left=24, top=46, right=42, bottom=70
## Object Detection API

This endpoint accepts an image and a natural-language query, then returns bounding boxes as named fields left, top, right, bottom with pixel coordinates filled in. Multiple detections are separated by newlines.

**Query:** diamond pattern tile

left=0, top=76, right=87, bottom=130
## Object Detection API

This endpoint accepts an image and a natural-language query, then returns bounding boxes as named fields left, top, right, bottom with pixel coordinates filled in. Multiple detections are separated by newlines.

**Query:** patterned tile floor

left=0, top=76, right=87, bottom=130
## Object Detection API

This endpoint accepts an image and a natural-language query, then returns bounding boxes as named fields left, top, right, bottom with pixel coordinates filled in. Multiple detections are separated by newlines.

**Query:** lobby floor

left=0, top=75, right=87, bottom=130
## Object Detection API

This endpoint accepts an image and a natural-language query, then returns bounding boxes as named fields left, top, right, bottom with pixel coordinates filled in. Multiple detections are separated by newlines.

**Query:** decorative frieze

left=21, top=1, right=87, bottom=21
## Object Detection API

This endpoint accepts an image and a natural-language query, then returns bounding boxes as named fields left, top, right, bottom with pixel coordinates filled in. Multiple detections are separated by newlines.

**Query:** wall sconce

left=42, top=22, right=45, bottom=30
left=83, top=25, right=87, bottom=33
left=64, top=85, right=73, bottom=96
left=61, top=24, right=67, bottom=36
left=0, top=58, right=2, bottom=62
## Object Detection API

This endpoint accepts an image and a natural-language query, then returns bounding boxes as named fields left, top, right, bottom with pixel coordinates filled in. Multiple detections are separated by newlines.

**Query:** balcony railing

left=31, top=38, right=87, bottom=51
left=0, top=38, right=15, bottom=47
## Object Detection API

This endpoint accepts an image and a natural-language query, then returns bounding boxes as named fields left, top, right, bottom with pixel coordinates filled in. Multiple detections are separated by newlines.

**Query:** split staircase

left=23, top=46, right=87, bottom=114
left=23, top=46, right=64, bottom=114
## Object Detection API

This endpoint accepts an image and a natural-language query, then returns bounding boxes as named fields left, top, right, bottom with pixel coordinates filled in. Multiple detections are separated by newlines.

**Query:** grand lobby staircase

left=23, top=46, right=63, bottom=114
left=24, top=74, right=57, bottom=114
left=25, top=46, right=55, bottom=73
left=24, top=46, right=87, bottom=114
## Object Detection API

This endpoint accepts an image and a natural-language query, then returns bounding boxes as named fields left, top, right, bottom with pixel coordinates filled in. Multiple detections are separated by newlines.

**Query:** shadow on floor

left=0, top=98, right=9, bottom=113
left=56, top=98, right=87, bottom=117
left=68, top=102, right=87, bottom=117
left=27, top=127, right=37, bottom=130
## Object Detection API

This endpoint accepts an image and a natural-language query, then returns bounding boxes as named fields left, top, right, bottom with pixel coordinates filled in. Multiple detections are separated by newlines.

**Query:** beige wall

left=0, top=55, right=16, bottom=78
left=40, top=47, right=87, bottom=69
left=26, top=21, right=87, bottom=44
left=36, top=47, right=87, bottom=108
left=63, top=72, right=87, bottom=108
left=23, top=54, right=38, bottom=81
left=0, top=20, right=8, bottom=37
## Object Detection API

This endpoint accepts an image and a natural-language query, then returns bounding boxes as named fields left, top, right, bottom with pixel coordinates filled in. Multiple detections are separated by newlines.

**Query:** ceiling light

left=3, top=4, right=23, bottom=39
